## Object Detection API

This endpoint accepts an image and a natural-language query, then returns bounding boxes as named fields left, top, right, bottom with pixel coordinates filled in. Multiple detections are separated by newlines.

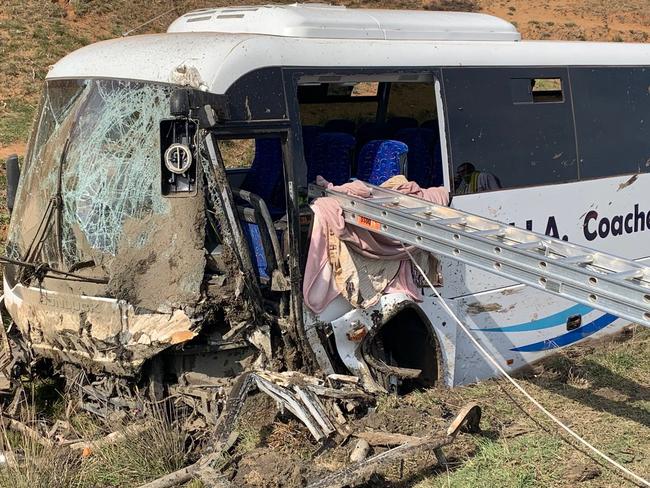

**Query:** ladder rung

left=470, top=228, right=506, bottom=238
left=436, top=217, right=467, bottom=227
left=560, top=254, right=595, bottom=265
left=513, top=240, right=548, bottom=250
left=401, top=206, right=434, bottom=215
left=609, top=269, right=645, bottom=281
left=370, top=197, right=401, bottom=204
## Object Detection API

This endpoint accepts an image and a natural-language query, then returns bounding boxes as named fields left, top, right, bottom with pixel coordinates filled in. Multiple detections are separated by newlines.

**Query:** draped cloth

left=303, top=175, right=449, bottom=314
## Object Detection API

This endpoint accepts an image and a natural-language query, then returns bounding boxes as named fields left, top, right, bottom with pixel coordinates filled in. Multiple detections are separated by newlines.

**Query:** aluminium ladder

left=308, top=183, right=650, bottom=328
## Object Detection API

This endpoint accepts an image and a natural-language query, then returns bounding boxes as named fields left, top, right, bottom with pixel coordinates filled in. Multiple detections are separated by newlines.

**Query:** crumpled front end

left=3, top=78, right=208, bottom=374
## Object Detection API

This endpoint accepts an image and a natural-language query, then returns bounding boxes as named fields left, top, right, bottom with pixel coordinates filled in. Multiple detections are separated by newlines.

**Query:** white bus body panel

left=168, top=4, right=521, bottom=42
left=47, top=34, right=650, bottom=96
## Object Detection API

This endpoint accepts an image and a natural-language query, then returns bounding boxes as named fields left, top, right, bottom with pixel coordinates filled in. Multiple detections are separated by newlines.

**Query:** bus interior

left=219, top=77, right=446, bottom=290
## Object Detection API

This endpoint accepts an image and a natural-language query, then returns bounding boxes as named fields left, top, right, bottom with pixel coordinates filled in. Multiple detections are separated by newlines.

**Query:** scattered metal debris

left=126, top=367, right=482, bottom=488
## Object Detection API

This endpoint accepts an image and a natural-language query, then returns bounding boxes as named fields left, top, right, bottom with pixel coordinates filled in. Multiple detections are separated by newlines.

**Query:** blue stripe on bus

left=510, top=313, right=618, bottom=352
left=479, top=303, right=593, bottom=333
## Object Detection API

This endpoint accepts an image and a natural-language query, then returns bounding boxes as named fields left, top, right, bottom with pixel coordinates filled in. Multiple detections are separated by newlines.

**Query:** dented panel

left=3, top=279, right=195, bottom=375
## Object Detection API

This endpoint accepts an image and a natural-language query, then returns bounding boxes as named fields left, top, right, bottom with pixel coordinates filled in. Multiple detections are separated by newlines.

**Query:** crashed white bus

left=2, top=4, right=650, bottom=411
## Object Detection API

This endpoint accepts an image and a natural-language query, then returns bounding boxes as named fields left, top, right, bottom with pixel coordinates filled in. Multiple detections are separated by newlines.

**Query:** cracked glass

left=7, top=79, right=173, bottom=271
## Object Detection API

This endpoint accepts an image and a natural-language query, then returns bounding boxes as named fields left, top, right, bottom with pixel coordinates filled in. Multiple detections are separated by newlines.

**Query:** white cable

left=404, top=246, right=650, bottom=488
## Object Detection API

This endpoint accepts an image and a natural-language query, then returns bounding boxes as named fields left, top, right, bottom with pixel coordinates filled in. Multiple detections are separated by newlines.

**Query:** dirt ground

left=198, top=325, right=648, bottom=488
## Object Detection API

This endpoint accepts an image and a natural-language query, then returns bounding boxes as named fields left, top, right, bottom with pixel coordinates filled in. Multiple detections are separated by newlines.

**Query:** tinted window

left=510, top=78, right=563, bottom=104
left=571, top=67, right=650, bottom=179
left=387, top=82, right=437, bottom=121
left=443, top=67, right=578, bottom=193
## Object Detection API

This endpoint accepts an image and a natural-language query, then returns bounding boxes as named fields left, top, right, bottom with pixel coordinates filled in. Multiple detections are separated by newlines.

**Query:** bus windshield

left=7, top=79, right=174, bottom=273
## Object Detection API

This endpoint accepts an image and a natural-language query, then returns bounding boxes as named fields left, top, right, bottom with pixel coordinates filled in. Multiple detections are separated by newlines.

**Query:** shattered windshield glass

left=8, top=79, right=173, bottom=270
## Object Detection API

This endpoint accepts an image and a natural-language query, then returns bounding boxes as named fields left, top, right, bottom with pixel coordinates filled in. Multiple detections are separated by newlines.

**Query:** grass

left=76, top=415, right=189, bottom=487
left=421, top=435, right=565, bottom=487
left=410, top=328, right=650, bottom=488
left=0, top=392, right=191, bottom=488
left=0, top=441, right=82, bottom=488
left=0, top=101, right=35, bottom=147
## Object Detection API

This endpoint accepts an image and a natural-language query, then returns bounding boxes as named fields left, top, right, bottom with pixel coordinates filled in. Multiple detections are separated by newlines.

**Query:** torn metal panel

left=318, top=294, right=415, bottom=393
left=3, top=281, right=195, bottom=375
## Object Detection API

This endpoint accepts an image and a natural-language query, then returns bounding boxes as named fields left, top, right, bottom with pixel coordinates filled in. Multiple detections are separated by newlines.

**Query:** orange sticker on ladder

left=356, top=215, right=381, bottom=230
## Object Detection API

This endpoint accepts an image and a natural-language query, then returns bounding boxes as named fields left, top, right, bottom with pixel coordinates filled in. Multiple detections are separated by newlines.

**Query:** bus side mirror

left=5, top=154, right=20, bottom=214
left=170, top=88, right=230, bottom=128
left=170, top=89, right=191, bottom=117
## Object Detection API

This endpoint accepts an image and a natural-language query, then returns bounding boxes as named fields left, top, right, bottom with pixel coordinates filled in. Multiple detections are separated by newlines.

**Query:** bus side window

left=510, top=78, right=563, bottom=104
left=443, top=67, right=579, bottom=194
left=218, top=139, right=256, bottom=169
left=297, top=79, right=444, bottom=189
left=571, top=67, right=650, bottom=180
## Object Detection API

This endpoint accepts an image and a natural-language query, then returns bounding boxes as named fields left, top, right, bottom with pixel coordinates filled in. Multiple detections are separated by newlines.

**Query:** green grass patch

left=0, top=100, right=35, bottom=146
left=418, top=435, right=564, bottom=488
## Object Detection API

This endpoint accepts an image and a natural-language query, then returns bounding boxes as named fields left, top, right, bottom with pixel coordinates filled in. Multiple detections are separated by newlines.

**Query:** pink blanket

left=303, top=177, right=449, bottom=314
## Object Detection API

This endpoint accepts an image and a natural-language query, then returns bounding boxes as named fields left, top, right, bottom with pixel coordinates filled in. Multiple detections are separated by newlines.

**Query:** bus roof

left=47, top=5, right=650, bottom=93
left=167, top=4, right=521, bottom=42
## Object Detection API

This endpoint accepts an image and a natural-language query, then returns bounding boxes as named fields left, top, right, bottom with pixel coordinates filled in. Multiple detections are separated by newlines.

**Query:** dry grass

left=0, top=392, right=191, bottom=488
left=0, top=429, right=81, bottom=488
left=218, top=139, right=256, bottom=169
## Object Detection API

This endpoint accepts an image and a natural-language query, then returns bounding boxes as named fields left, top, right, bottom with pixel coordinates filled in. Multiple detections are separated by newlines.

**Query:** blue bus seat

left=395, top=128, right=435, bottom=188
left=357, top=140, right=409, bottom=186
left=420, top=119, right=438, bottom=130
left=307, top=132, right=356, bottom=185
left=241, top=220, right=270, bottom=281
left=241, top=137, right=284, bottom=210
left=324, top=119, right=356, bottom=135
left=386, top=117, right=418, bottom=135
left=356, top=122, right=387, bottom=151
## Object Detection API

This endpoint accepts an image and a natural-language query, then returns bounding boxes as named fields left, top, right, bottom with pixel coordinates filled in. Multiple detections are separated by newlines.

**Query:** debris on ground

left=0, top=366, right=483, bottom=488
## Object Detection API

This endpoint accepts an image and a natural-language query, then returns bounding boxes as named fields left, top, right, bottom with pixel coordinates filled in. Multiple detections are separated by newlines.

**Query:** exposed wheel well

left=362, top=305, right=441, bottom=394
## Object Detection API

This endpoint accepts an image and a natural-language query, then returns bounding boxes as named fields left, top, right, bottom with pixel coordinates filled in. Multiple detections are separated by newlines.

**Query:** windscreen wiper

left=20, top=139, right=70, bottom=269
left=1, top=255, right=108, bottom=285
left=12, top=139, right=108, bottom=286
